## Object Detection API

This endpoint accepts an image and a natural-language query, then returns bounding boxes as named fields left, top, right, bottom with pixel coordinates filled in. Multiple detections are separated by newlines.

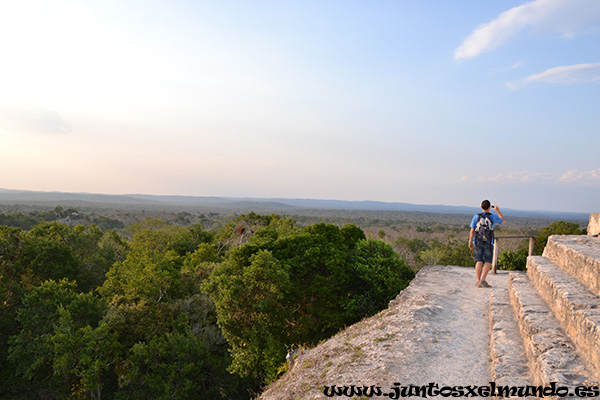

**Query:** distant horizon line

left=0, top=187, right=591, bottom=218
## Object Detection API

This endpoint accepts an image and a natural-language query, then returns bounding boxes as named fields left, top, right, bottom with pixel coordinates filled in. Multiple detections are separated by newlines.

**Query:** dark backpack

left=475, top=213, right=494, bottom=243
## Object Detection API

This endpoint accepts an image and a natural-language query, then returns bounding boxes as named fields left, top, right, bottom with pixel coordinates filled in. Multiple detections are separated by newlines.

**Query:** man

left=468, top=200, right=505, bottom=288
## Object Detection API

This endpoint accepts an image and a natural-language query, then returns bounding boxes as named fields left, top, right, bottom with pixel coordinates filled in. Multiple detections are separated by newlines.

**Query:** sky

left=1, top=0, right=599, bottom=214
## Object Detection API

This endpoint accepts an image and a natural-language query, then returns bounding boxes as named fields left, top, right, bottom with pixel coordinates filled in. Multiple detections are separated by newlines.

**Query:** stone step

left=527, top=256, right=600, bottom=381
left=489, top=282, right=533, bottom=387
left=543, top=235, right=600, bottom=297
left=588, top=213, right=600, bottom=236
left=508, top=273, right=597, bottom=387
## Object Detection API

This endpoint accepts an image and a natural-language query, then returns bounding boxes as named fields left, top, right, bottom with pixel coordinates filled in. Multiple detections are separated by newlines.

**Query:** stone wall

left=589, top=213, right=600, bottom=236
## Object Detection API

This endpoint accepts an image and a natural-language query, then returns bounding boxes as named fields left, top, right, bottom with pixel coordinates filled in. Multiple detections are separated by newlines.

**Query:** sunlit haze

left=1, top=0, right=599, bottom=213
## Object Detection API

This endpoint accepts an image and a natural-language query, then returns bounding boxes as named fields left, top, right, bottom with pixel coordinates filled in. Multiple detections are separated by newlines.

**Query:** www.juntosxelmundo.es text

left=323, top=382, right=600, bottom=398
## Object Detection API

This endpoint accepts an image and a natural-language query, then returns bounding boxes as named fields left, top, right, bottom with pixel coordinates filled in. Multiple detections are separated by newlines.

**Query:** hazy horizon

left=1, top=1, right=599, bottom=214
left=0, top=186, right=593, bottom=217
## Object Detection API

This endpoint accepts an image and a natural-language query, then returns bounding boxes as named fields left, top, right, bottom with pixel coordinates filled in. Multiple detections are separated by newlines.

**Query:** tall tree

left=205, top=219, right=413, bottom=385
left=8, top=279, right=105, bottom=399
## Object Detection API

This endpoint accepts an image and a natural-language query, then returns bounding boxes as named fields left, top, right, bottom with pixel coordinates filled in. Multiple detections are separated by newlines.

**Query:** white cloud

left=474, top=170, right=554, bottom=184
left=454, top=0, right=600, bottom=60
left=0, top=106, right=71, bottom=135
left=505, top=62, right=600, bottom=89
left=559, top=168, right=600, bottom=185
left=465, top=168, right=600, bottom=186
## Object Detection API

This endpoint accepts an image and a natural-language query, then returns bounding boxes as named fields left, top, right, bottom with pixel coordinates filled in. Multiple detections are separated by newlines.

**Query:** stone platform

left=259, top=215, right=600, bottom=400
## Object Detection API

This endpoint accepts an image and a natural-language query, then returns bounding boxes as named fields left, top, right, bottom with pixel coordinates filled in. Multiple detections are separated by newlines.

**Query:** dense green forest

left=0, top=206, right=587, bottom=399
left=0, top=210, right=416, bottom=399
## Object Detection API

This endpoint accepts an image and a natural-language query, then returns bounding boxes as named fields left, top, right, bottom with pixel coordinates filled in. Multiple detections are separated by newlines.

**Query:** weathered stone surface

left=508, top=273, right=596, bottom=387
left=489, top=283, right=533, bottom=387
left=543, top=235, right=600, bottom=297
left=589, top=213, right=600, bottom=236
left=527, top=256, right=600, bottom=381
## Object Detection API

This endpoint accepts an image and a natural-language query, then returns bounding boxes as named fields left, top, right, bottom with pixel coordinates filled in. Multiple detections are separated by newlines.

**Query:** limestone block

left=527, top=256, right=600, bottom=381
left=589, top=213, right=600, bottom=236
left=489, top=287, right=532, bottom=383
left=508, top=273, right=596, bottom=387
left=543, top=236, right=600, bottom=297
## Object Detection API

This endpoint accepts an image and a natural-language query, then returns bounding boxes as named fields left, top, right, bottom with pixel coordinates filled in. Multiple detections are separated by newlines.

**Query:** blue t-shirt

left=470, top=212, right=503, bottom=244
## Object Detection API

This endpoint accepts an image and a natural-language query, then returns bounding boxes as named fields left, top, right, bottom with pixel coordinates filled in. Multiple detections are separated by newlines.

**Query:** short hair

left=481, top=199, right=491, bottom=210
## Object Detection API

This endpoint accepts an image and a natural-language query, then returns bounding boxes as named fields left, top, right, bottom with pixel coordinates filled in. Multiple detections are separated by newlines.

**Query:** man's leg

left=479, top=243, right=494, bottom=287
left=475, top=261, right=484, bottom=283
left=480, top=262, right=491, bottom=283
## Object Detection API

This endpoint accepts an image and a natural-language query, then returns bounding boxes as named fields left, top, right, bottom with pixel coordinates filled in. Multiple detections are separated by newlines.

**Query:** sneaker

left=476, top=281, right=481, bottom=288
left=480, top=281, right=492, bottom=288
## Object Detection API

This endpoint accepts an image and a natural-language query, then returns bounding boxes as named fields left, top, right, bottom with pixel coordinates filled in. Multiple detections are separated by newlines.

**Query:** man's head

left=481, top=199, right=491, bottom=211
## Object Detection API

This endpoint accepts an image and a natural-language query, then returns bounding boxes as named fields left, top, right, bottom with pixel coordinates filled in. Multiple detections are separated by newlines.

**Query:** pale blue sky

left=1, top=0, right=599, bottom=213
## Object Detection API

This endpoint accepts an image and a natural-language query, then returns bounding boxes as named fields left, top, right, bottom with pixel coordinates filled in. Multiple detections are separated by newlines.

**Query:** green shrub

left=497, top=249, right=528, bottom=271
